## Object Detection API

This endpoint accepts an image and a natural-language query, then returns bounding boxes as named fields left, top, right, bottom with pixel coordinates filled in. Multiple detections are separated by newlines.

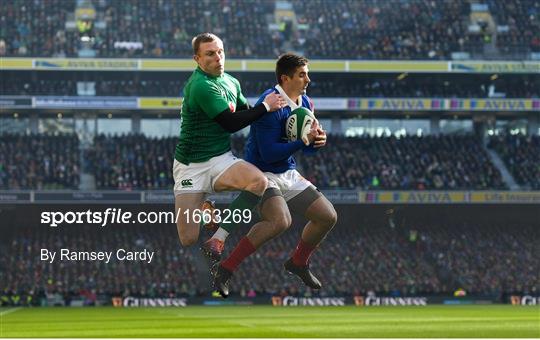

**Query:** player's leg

left=201, top=158, right=268, bottom=266
left=172, top=159, right=209, bottom=246
left=244, top=192, right=291, bottom=248
left=213, top=160, right=268, bottom=194
left=174, top=193, right=206, bottom=246
left=213, top=189, right=292, bottom=297
left=213, top=160, right=268, bottom=238
left=297, top=194, right=337, bottom=247
left=284, top=187, right=337, bottom=289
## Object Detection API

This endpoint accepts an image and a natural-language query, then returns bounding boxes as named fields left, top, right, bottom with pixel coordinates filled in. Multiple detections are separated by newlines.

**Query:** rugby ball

left=285, top=107, right=316, bottom=145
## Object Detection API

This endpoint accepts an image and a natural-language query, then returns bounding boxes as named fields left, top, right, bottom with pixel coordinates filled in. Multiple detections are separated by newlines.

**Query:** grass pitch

left=1, top=305, right=539, bottom=338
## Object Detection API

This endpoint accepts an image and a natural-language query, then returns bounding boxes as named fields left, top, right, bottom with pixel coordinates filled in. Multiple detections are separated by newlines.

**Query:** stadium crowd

left=229, top=213, right=539, bottom=297
left=3, top=73, right=539, bottom=99
left=86, top=134, right=176, bottom=190
left=95, top=0, right=277, bottom=58
left=488, top=134, right=540, bottom=189
left=238, top=74, right=540, bottom=99
left=1, top=78, right=78, bottom=96
left=2, top=133, right=535, bottom=191
left=233, top=134, right=507, bottom=190
left=1, top=211, right=538, bottom=304
left=487, top=0, right=540, bottom=54
left=0, top=0, right=78, bottom=57
left=0, top=133, right=80, bottom=190
left=83, top=133, right=508, bottom=190
left=291, top=0, right=470, bottom=60
left=419, top=221, right=539, bottom=295
left=1, top=0, right=537, bottom=59
left=0, top=224, right=200, bottom=305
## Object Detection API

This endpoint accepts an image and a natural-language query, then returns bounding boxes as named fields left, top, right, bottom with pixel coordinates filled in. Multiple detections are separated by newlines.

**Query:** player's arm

left=217, top=86, right=287, bottom=132
left=192, top=81, right=260, bottom=133
left=255, top=113, right=306, bottom=163
left=213, top=105, right=268, bottom=133
left=209, top=93, right=284, bottom=133
left=210, top=78, right=268, bottom=132
left=195, top=79, right=282, bottom=133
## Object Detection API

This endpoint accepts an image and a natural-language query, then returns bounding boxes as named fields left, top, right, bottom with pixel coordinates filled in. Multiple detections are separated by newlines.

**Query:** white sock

left=212, top=227, right=229, bottom=242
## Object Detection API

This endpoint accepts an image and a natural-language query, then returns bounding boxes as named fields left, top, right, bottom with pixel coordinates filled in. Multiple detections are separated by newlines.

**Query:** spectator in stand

left=234, top=134, right=507, bottom=190
left=488, top=134, right=540, bottom=189
left=487, top=0, right=540, bottom=54
left=87, top=133, right=176, bottom=190
left=5, top=132, right=535, bottom=191
left=4, top=73, right=538, bottom=99
left=1, top=216, right=537, bottom=302
left=1, top=0, right=535, bottom=59
left=0, top=0, right=77, bottom=57
left=3, top=132, right=538, bottom=191
left=0, top=133, right=80, bottom=190
left=292, top=0, right=469, bottom=59
left=94, top=0, right=277, bottom=58
left=88, top=133, right=510, bottom=191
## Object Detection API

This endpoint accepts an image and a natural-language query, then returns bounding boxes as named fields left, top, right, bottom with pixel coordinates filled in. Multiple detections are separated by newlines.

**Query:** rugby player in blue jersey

left=212, top=53, right=337, bottom=297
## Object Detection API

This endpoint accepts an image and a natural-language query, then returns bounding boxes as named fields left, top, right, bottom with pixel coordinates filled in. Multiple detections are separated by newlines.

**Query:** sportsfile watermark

left=40, top=208, right=252, bottom=227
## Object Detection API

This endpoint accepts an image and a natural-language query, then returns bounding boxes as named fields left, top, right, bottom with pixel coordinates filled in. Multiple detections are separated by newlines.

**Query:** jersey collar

left=275, top=84, right=301, bottom=110
left=196, top=66, right=222, bottom=79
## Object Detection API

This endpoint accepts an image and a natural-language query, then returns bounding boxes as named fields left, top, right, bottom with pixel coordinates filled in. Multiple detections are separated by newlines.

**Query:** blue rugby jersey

left=245, top=85, right=317, bottom=173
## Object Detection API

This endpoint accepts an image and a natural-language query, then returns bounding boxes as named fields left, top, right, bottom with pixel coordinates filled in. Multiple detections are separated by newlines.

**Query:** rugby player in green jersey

left=173, top=33, right=285, bottom=270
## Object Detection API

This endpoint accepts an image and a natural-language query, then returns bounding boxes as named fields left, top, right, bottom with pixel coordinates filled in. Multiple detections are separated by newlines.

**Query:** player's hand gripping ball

left=286, top=107, right=316, bottom=145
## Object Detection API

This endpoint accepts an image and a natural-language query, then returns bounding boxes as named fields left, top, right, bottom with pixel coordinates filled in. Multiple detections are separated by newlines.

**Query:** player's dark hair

left=276, top=53, right=309, bottom=84
left=192, top=33, right=221, bottom=54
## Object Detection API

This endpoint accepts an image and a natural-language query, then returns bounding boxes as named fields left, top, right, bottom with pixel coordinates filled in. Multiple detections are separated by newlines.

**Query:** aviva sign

left=348, top=98, right=540, bottom=112
left=448, top=98, right=538, bottom=111
left=1, top=96, right=538, bottom=112
left=361, top=191, right=540, bottom=204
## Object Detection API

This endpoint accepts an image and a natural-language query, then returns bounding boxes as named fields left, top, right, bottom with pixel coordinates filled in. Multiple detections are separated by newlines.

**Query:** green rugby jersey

left=175, top=67, right=248, bottom=164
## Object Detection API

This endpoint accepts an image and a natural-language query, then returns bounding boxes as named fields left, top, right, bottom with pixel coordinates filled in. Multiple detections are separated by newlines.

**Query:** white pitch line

left=233, top=321, right=256, bottom=328
left=0, top=307, right=22, bottom=316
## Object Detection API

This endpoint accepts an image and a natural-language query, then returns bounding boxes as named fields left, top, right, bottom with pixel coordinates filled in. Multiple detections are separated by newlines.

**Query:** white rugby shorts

left=264, top=169, right=314, bottom=202
left=173, top=151, right=242, bottom=195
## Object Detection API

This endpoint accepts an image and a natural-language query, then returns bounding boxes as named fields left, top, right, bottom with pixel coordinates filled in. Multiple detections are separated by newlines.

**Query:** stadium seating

left=4, top=133, right=540, bottom=191
left=290, top=0, right=469, bottom=60
left=1, top=215, right=537, bottom=303
left=95, top=0, right=277, bottom=58
left=0, top=224, right=200, bottom=301
left=1, top=0, right=537, bottom=59
left=83, top=134, right=508, bottom=190
left=487, top=0, right=540, bottom=55
left=302, top=134, right=507, bottom=190
left=488, top=134, right=540, bottom=189
left=3, top=74, right=539, bottom=98
left=233, top=134, right=507, bottom=190
left=231, top=217, right=539, bottom=297
left=0, top=0, right=78, bottom=57
left=0, top=133, right=80, bottom=190
left=86, top=134, right=176, bottom=190
left=2, top=133, right=532, bottom=191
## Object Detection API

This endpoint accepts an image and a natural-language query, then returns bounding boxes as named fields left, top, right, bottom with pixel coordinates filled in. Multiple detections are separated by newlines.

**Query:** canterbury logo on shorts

left=181, top=179, right=193, bottom=187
